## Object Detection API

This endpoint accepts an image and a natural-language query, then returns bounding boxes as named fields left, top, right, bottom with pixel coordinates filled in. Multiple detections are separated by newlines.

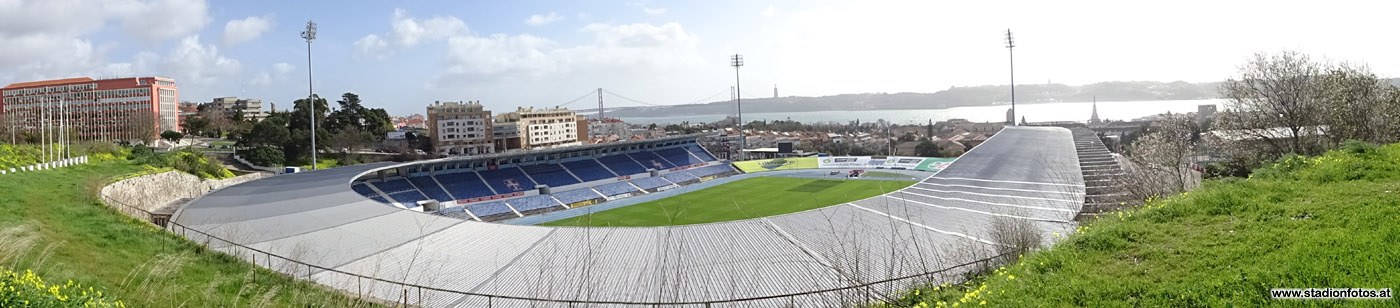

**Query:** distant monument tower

left=1005, top=108, right=1014, bottom=125
left=773, top=84, right=778, bottom=98
left=1089, top=96, right=1101, bottom=124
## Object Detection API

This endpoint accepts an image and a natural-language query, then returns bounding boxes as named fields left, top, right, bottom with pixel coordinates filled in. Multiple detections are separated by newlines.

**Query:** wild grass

left=543, top=177, right=917, bottom=227
left=885, top=143, right=1400, bottom=307
left=0, top=159, right=380, bottom=307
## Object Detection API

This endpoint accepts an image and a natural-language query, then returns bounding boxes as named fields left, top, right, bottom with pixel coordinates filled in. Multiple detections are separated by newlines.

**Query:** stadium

left=170, top=126, right=1092, bottom=306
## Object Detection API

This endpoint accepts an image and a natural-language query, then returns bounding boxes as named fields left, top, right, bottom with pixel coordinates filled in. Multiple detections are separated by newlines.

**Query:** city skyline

left=3, top=0, right=1398, bottom=116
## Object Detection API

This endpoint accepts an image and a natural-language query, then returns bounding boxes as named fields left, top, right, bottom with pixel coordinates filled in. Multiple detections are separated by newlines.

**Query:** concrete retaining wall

left=100, top=171, right=270, bottom=222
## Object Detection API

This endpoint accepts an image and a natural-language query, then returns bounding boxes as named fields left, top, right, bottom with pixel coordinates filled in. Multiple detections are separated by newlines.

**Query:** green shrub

left=0, top=267, right=125, bottom=307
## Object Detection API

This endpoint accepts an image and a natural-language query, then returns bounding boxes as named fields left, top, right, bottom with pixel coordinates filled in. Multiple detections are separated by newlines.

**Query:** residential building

left=589, top=118, right=630, bottom=140
left=493, top=107, right=582, bottom=150
left=204, top=97, right=266, bottom=121
left=427, top=100, right=494, bottom=156
left=0, top=76, right=178, bottom=142
left=492, top=122, right=522, bottom=151
left=395, top=114, right=426, bottom=129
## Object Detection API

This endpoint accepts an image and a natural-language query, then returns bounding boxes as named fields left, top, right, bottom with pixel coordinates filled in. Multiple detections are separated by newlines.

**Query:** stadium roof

left=171, top=127, right=1084, bottom=306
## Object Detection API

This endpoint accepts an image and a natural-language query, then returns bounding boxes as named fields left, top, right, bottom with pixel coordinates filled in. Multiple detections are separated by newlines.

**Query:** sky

left=2, top=0, right=1398, bottom=116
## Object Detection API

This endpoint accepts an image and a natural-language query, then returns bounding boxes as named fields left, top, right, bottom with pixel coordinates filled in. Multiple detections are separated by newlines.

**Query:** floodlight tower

left=731, top=54, right=745, bottom=160
left=301, top=20, right=318, bottom=169
left=1005, top=29, right=1017, bottom=126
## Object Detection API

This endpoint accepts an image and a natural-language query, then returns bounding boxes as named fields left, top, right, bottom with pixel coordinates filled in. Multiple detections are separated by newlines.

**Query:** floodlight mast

left=302, top=20, right=318, bottom=169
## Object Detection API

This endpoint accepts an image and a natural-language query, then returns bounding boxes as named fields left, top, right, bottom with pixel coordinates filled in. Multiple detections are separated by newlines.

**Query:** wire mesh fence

left=102, top=191, right=1012, bottom=307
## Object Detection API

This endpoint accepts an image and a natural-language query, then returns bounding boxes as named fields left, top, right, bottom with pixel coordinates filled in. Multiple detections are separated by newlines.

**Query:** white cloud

left=353, top=34, right=390, bottom=57
left=163, top=35, right=242, bottom=85
left=763, top=5, right=777, bottom=17
left=248, top=72, right=272, bottom=87
left=273, top=62, right=295, bottom=75
left=355, top=9, right=468, bottom=58
left=223, top=15, right=275, bottom=45
left=119, top=0, right=211, bottom=41
left=525, top=12, right=564, bottom=26
left=249, top=63, right=294, bottom=88
left=0, top=0, right=212, bottom=83
left=432, top=21, right=704, bottom=90
left=643, top=7, right=667, bottom=15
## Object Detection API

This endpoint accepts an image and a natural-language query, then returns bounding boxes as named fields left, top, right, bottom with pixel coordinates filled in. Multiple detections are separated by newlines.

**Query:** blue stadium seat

left=661, top=172, right=698, bottom=183
left=688, top=165, right=735, bottom=177
left=553, top=189, right=603, bottom=204
left=520, top=163, right=580, bottom=187
left=467, top=201, right=515, bottom=218
left=477, top=166, right=537, bottom=193
left=593, top=182, right=640, bottom=196
left=597, top=154, right=648, bottom=175
left=508, top=195, right=562, bottom=212
left=371, top=178, right=429, bottom=203
left=562, top=159, right=616, bottom=181
left=628, top=151, right=675, bottom=169
left=631, top=177, right=674, bottom=190
left=655, top=147, right=706, bottom=166
left=435, top=171, right=495, bottom=199
left=408, top=175, right=453, bottom=201
left=684, top=145, right=717, bottom=161
left=351, top=183, right=391, bottom=203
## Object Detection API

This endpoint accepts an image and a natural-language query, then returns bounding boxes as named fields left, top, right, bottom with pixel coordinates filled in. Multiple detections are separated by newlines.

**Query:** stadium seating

left=467, top=201, right=516, bottom=219
left=435, top=171, right=495, bottom=199
left=371, top=178, right=429, bottom=204
left=508, top=195, right=563, bottom=213
left=593, top=182, right=641, bottom=196
left=661, top=172, right=699, bottom=184
left=351, top=183, right=390, bottom=203
left=628, top=151, right=675, bottom=170
left=478, top=166, right=537, bottom=193
left=631, top=177, right=674, bottom=190
left=520, top=163, right=580, bottom=187
left=654, top=147, right=707, bottom=166
left=684, top=145, right=717, bottom=161
left=553, top=189, right=604, bottom=204
left=562, top=159, right=616, bottom=181
left=407, top=175, right=453, bottom=201
left=597, top=154, right=648, bottom=175
left=687, top=165, right=735, bottom=178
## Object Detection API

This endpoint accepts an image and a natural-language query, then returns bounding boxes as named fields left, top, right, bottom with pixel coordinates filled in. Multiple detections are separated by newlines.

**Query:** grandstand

left=171, top=127, right=1086, bottom=306
left=347, top=135, right=735, bottom=221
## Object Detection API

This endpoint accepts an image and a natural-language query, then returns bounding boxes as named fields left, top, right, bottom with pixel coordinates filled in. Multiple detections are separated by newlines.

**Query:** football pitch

left=541, top=176, right=919, bottom=227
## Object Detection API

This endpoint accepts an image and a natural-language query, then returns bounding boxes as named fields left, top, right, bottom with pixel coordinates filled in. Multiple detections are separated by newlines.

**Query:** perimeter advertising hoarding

left=818, top=156, right=955, bottom=172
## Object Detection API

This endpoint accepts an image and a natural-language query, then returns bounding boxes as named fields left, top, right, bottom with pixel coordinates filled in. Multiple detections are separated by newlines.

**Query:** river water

left=618, top=99, right=1226, bottom=125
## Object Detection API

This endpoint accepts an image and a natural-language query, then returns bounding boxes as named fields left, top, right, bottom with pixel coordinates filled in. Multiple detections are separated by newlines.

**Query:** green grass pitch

left=541, top=176, right=918, bottom=227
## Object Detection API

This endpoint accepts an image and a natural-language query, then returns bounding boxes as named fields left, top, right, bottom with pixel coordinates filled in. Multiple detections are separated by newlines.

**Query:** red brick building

left=1, top=77, right=178, bottom=143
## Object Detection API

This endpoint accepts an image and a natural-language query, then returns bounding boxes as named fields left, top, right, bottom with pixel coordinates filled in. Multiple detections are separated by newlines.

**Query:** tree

left=914, top=140, right=941, bottom=157
left=235, top=113, right=291, bottom=166
left=160, top=130, right=183, bottom=144
left=125, top=112, right=157, bottom=145
left=182, top=114, right=210, bottom=136
left=1315, top=64, right=1400, bottom=147
left=1124, top=114, right=1197, bottom=198
left=286, top=95, right=331, bottom=165
left=1217, top=51, right=1328, bottom=157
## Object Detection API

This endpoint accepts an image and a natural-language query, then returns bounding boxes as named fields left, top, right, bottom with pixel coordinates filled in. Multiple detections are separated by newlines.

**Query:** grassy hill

left=888, top=143, right=1400, bottom=307
left=543, top=177, right=915, bottom=227
left=0, top=159, right=375, bottom=307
